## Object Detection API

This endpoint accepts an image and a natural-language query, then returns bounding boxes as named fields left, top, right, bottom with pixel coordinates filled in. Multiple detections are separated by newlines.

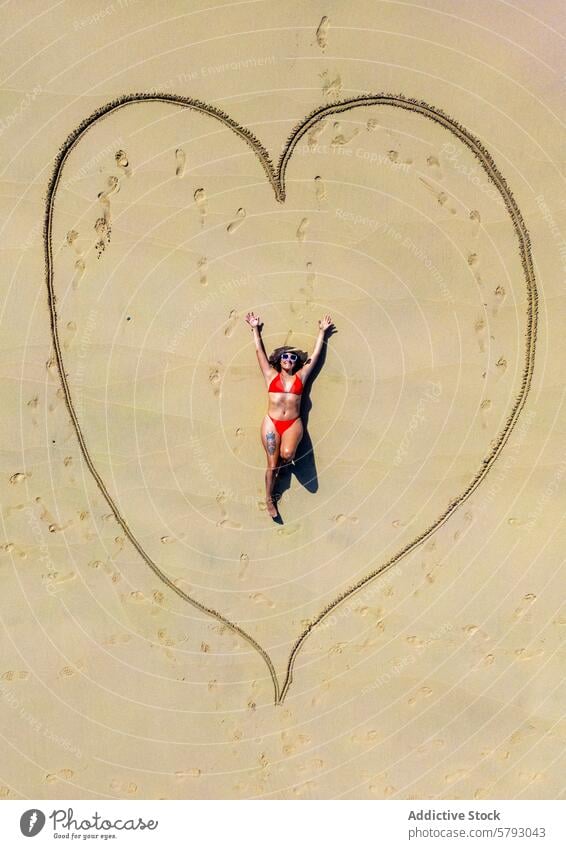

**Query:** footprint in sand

left=320, top=70, right=342, bottom=98
left=492, top=285, right=506, bottom=317
left=299, top=758, right=325, bottom=772
left=97, top=178, right=118, bottom=226
left=418, top=177, right=457, bottom=214
left=366, top=117, right=379, bottom=131
left=34, top=496, right=56, bottom=525
left=249, top=592, right=275, bottom=608
left=66, top=230, right=83, bottom=256
left=0, top=542, right=26, bottom=558
left=307, top=120, right=327, bottom=147
left=475, top=653, right=496, bottom=669
left=157, top=628, right=176, bottom=647
left=426, top=154, right=442, bottom=177
left=227, top=207, right=246, bottom=234
left=330, top=121, right=360, bottom=146
left=5, top=502, right=25, bottom=519
left=58, top=662, right=85, bottom=679
left=295, top=261, right=316, bottom=308
left=9, top=472, right=30, bottom=485
left=310, top=680, right=331, bottom=706
left=495, top=355, right=508, bottom=376
left=513, top=592, right=537, bottom=620
left=519, top=770, right=544, bottom=785
left=296, top=217, right=309, bottom=242
left=217, top=509, right=242, bottom=530
left=388, top=149, right=412, bottom=166
left=72, top=258, right=86, bottom=289
left=174, top=768, right=201, bottom=780
left=109, top=779, right=138, bottom=795
left=224, top=309, right=239, bottom=337
left=238, top=553, right=250, bottom=580
left=1, top=670, right=29, bottom=681
left=315, top=15, right=329, bottom=51
left=463, top=624, right=489, bottom=641
left=416, top=738, right=445, bottom=755
left=97, top=194, right=111, bottom=229
left=328, top=642, right=348, bottom=655
left=94, top=217, right=111, bottom=258
left=355, top=633, right=381, bottom=651
left=445, top=768, right=469, bottom=785
left=437, top=190, right=457, bottom=214
left=480, top=398, right=492, bottom=429
left=175, top=147, right=186, bottom=177
left=62, top=320, right=77, bottom=351
left=351, top=729, right=381, bottom=744
left=197, top=255, right=208, bottom=286
left=474, top=316, right=488, bottom=353
left=115, top=149, right=131, bottom=177
left=47, top=386, right=66, bottom=413
left=408, top=686, right=433, bottom=706
left=392, top=516, right=412, bottom=528
left=406, top=635, right=426, bottom=649
left=314, top=175, right=327, bottom=202
left=467, top=252, right=482, bottom=285
left=208, top=365, right=222, bottom=396
left=509, top=723, right=537, bottom=746
left=507, top=516, right=528, bottom=527
left=333, top=513, right=359, bottom=524
left=469, top=209, right=481, bottom=235
left=453, top=509, right=474, bottom=541
left=515, top=646, right=544, bottom=662
left=106, top=174, right=120, bottom=195
left=194, top=188, right=207, bottom=226
left=45, top=571, right=77, bottom=592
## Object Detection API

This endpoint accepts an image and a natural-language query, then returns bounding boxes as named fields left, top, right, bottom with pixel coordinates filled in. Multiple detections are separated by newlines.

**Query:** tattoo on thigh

left=266, top=431, right=276, bottom=455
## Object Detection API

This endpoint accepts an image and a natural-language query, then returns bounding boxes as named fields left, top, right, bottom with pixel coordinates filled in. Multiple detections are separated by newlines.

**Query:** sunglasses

left=280, top=352, right=298, bottom=362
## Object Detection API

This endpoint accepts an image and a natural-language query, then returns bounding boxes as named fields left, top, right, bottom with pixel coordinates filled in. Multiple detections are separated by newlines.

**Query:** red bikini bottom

left=269, top=415, right=299, bottom=436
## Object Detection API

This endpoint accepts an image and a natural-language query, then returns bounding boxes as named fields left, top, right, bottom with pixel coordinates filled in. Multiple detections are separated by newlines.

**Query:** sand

left=0, top=0, right=564, bottom=800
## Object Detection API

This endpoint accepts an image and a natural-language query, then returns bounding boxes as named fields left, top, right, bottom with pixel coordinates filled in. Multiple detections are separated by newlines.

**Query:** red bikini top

left=268, top=372, right=304, bottom=395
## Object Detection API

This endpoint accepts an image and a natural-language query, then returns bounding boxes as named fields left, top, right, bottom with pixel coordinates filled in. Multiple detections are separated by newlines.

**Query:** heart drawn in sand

left=44, top=93, right=537, bottom=703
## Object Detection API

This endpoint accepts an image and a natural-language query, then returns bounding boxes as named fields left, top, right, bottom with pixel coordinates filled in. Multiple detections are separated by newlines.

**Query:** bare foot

left=266, top=496, right=278, bottom=518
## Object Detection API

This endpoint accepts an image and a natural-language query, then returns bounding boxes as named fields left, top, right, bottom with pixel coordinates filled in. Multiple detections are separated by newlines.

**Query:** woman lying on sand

left=244, top=311, right=334, bottom=518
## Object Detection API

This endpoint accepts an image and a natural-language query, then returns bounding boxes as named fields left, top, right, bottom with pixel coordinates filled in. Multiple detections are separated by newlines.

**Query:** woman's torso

left=267, top=370, right=304, bottom=420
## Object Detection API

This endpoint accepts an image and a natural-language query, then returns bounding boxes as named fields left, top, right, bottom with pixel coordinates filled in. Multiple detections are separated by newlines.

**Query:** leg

left=279, top=418, right=304, bottom=464
left=261, top=415, right=281, bottom=517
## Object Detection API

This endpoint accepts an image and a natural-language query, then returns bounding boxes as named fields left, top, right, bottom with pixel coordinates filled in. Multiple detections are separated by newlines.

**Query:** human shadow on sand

left=272, top=326, right=337, bottom=523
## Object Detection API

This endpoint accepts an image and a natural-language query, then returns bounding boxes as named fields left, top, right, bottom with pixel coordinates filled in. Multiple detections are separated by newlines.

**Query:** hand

left=318, top=314, right=333, bottom=332
left=245, top=311, right=261, bottom=328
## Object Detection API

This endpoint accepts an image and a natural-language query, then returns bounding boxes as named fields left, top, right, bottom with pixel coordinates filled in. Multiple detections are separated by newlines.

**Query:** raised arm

left=245, top=311, right=273, bottom=379
left=301, top=314, right=334, bottom=380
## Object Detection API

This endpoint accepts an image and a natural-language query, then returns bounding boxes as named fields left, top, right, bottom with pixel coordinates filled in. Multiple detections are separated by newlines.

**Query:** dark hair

left=268, top=345, right=309, bottom=373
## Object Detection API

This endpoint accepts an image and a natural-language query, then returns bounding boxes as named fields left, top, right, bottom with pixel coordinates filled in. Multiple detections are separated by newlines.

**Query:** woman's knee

left=280, top=445, right=296, bottom=462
